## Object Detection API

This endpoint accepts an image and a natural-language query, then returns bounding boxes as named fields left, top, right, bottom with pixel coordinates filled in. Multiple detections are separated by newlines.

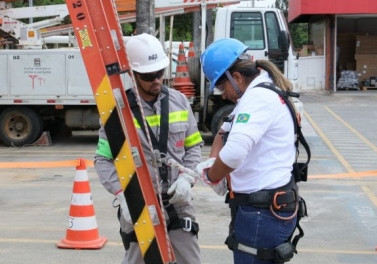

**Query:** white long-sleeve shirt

left=219, top=71, right=295, bottom=193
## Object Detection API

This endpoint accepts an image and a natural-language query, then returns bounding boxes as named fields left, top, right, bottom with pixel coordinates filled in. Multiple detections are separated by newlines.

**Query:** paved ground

left=1, top=91, right=377, bottom=264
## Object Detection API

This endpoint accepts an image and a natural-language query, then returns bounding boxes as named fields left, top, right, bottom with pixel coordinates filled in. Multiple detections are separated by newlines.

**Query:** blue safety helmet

left=201, top=38, right=249, bottom=91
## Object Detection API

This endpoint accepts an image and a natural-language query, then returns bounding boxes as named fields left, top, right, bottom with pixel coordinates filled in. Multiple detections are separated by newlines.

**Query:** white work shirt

left=219, top=71, right=295, bottom=193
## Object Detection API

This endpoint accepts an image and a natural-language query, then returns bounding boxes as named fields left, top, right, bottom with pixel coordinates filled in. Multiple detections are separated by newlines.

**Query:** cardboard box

left=356, top=35, right=377, bottom=55
left=315, top=44, right=324, bottom=56
left=299, top=45, right=308, bottom=57
left=355, top=54, right=377, bottom=81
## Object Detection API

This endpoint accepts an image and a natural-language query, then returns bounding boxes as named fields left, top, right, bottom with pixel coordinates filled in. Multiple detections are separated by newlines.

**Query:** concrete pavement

left=1, top=91, right=377, bottom=263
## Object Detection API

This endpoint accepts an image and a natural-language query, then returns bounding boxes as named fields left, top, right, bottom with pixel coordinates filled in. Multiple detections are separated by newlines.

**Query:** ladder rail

left=65, top=0, right=176, bottom=263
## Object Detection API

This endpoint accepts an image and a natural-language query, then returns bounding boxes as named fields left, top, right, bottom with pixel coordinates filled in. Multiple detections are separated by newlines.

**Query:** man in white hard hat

left=94, top=33, right=203, bottom=264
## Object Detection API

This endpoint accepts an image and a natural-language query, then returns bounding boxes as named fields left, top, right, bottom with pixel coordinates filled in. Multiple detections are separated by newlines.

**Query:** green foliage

left=122, top=23, right=135, bottom=35
left=8, top=0, right=27, bottom=8
left=34, top=0, right=65, bottom=5
left=275, top=0, right=308, bottom=48
left=289, top=23, right=309, bottom=48
left=116, top=14, right=193, bottom=41
left=164, top=13, right=193, bottom=41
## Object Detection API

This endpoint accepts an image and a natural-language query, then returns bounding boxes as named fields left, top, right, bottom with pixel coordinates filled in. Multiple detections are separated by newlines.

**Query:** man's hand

left=167, top=173, right=195, bottom=204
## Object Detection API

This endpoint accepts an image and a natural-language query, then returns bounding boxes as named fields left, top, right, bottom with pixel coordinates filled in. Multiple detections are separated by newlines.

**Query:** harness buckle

left=182, top=217, right=192, bottom=232
left=160, top=180, right=170, bottom=202
left=272, top=191, right=287, bottom=210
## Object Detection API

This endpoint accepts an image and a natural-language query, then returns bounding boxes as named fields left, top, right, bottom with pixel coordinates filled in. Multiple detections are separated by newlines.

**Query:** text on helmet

left=148, top=54, right=158, bottom=61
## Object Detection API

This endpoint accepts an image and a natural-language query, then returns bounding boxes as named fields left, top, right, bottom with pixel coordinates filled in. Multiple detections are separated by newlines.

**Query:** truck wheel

left=210, top=104, right=235, bottom=136
left=0, top=107, right=43, bottom=146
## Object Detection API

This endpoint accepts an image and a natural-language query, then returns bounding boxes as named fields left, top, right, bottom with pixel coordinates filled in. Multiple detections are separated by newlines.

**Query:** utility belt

left=225, top=177, right=306, bottom=263
left=117, top=194, right=199, bottom=251
left=229, top=177, right=298, bottom=212
left=119, top=216, right=199, bottom=251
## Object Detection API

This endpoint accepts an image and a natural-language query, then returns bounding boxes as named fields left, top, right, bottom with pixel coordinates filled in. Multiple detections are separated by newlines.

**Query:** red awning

left=288, top=0, right=377, bottom=23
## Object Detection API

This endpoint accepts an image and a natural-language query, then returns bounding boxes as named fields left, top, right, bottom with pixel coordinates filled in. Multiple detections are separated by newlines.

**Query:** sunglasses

left=136, top=69, right=165, bottom=82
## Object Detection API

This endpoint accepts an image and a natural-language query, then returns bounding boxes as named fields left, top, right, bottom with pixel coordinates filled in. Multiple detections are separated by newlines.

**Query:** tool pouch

left=292, top=162, right=308, bottom=182
left=273, top=242, right=296, bottom=263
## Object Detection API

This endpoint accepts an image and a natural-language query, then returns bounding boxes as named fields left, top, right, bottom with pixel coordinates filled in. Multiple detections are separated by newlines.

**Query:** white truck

left=192, top=2, right=299, bottom=135
left=0, top=48, right=99, bottom=146
left=0, top=1, right=298, bottom=146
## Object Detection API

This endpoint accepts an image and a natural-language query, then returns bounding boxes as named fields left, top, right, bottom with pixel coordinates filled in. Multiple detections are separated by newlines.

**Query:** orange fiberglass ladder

left=65, top=0, right=176, bottom=263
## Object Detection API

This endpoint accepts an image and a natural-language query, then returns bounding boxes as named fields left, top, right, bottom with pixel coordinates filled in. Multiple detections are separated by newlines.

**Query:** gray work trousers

left=121, top=228, right=201, bottom=264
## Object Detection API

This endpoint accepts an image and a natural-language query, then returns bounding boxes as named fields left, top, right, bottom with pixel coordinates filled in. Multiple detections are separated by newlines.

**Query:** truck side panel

left=0, top=49, right=95, bottom=104
left=0, top=55, right=8, bottom=95
left=66, top=50, right=93, bottom=96
left=10, top=53, right=66, bottom=96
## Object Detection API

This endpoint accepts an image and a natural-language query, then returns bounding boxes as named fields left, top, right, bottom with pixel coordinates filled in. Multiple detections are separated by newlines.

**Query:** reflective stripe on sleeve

left=184, top=131, right=203, bottom=147
left=133, top=110, right=189, bottom=128
left=96, top=138, right=113, bottom=159
left=169, top=110, right=188, bottom=123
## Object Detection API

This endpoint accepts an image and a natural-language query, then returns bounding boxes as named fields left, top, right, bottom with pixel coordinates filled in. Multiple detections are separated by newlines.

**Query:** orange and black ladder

left=65, top=0, right=176, bottom=263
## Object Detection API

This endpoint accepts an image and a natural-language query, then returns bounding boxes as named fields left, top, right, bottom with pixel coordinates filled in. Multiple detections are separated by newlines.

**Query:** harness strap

left=126, top=87, right=170, bottom=181
left=118, top=203, right=199, bottom=251
left=290, top=197, right=307, bottom=247
left=226, top=234, right=296, bottom=263
left=255, top=82, right=311, bottom=182
left=225, top=177, right=304, bottom=262
left=119, top=227, right=137, bottom=250
left=124, top=88, right=198, bottom=246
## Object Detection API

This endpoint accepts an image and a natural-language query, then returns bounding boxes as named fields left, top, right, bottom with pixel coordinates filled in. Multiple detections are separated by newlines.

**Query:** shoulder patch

left=236, top=113, right=250, bottom=123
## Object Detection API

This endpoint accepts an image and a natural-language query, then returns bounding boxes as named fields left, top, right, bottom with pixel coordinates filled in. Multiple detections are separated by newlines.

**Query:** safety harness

left=117, top=87, right=199, bottom=250
left=224, top=82, right=310, bottom=263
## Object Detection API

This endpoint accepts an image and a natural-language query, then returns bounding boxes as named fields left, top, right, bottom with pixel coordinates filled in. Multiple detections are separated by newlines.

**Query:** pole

left=29, top=0, right=33, bottom=23
left=200, top=0, right=206, bottom=109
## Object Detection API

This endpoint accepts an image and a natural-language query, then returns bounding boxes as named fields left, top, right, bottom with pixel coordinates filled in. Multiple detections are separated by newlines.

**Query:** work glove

left=167, top=172, right=196, bottom=205
left=196, top=157, right=228, bottom=196
left=115, top=191, right=159, bottom=228
left=115, top=191, right=132, bottom=224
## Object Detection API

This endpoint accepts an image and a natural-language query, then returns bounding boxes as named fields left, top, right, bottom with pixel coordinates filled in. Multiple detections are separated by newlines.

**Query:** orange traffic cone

left=187, top=41, right=200, bottom=88
left=187, top=42, right=196, bottom=58
left=172, top=43, right=196, bottom=98
left=56, top=159, right=107, bottom=249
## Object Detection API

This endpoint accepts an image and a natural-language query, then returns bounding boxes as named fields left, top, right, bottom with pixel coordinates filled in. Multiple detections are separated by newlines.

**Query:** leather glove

left=196, top=157, right=228, bottom=196
left=167, top=173, right=195, bottom=204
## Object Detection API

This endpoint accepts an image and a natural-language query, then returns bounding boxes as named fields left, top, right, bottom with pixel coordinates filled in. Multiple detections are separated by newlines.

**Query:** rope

left=165, top=158, right=201, bottom=180
left=125, top=71, right=173, bottom=261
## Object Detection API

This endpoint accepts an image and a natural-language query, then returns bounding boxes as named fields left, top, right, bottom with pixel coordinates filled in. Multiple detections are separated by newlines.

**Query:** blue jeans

left=233, top=205, right=297, bottom=264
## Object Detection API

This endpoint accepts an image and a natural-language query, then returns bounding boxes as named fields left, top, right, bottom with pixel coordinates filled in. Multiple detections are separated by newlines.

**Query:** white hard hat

left=126, top=33, right=169, bottom=73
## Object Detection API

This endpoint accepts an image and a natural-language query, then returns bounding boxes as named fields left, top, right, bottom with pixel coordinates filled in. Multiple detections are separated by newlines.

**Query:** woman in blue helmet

left=197, top=38, right=300, bottom=263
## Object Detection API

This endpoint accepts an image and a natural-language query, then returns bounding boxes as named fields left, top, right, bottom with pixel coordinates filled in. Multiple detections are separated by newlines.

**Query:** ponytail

left=255, top=60, right=292, bottom=92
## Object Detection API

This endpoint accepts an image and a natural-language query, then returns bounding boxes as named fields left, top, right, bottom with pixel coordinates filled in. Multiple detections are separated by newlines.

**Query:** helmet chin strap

left=225, top=70, right=243, bottom=98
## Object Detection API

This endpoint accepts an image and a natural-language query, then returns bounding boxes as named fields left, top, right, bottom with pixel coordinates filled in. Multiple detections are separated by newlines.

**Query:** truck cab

left=205, top=3, right=299, bottom=135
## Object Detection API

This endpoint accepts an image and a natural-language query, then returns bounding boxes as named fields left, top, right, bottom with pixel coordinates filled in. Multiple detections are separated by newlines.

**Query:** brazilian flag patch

left=236, top=113, right=250, bottom=123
